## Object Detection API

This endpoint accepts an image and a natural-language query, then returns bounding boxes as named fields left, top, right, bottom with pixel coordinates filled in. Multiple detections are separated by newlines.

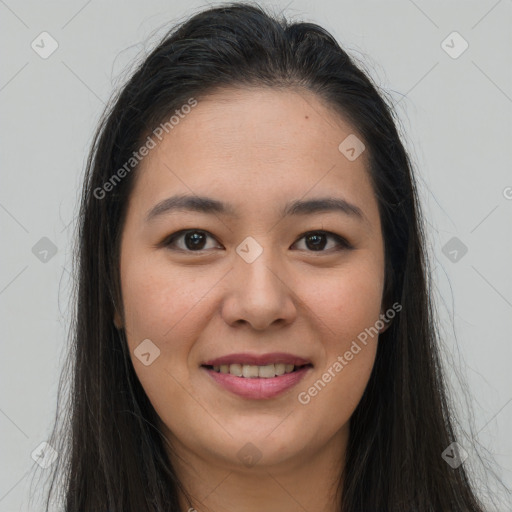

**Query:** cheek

left=120, top=256, right=211, bottom=344
left=301, top=257, right=384, bottom=341
left=293, top=260, right=382, bottom=416
left=119, top=257, right=211, bottom=410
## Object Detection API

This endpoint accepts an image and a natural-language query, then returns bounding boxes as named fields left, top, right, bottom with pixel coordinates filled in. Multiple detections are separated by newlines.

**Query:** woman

left=40, top=2, right=497, bottom=511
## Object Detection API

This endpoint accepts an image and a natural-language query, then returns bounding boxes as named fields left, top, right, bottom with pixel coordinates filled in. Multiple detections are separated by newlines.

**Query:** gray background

left=1, top=0, right=511, bottom=510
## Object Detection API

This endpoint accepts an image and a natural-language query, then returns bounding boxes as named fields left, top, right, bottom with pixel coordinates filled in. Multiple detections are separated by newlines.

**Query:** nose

left=220, top=249, right=297, bottom=331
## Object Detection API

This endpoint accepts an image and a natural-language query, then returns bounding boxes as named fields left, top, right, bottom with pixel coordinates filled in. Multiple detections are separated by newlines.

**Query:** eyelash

left=161, top=229, right=353, bottom=254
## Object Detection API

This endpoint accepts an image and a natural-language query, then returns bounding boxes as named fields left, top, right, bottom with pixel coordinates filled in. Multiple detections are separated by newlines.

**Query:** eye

left=162, top=229, right=221, bottom=252
left=162, top=229, right=352, bottom=253
left=292, top=230, right=352, bottom=252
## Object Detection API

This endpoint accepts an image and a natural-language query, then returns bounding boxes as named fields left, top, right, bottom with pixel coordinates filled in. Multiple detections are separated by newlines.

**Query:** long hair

left=38, top=2, right=498, bottom=510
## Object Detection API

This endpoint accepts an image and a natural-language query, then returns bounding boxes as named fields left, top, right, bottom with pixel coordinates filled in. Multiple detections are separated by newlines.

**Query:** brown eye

left=162, top=229, right=352, bottom=254
left=164, top=230, right=221, bottom=252
left=292, top=231, right=352, bottom=252
left=305, top=233, right=328, bottom=251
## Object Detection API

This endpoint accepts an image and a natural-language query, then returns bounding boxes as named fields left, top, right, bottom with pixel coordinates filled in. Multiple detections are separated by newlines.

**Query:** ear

left=113, top=309, right=123, bottom=329
left=378, top=317, right=391, bottom=334
left=378, top=306, right=392, bottom=334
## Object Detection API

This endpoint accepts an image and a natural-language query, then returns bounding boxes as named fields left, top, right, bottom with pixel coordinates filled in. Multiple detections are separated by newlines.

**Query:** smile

left=204, top=363, right=311, bottom=378
left=201, top=356, right=313, bottom=399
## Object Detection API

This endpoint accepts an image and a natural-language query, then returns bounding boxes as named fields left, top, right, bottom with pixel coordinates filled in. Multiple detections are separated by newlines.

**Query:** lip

left=201, top=352, right=312, bottom=366
left=202, top=364, right=312, bottom=400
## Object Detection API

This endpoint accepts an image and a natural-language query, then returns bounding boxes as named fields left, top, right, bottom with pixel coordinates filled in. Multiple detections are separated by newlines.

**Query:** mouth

left=201, top=362, right=313, bottom=378
left=200, top=353, right=313, bottom=399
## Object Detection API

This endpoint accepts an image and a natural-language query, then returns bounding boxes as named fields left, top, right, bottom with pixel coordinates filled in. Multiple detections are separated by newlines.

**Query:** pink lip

left=201, top=352, right=311, bottom=366
left=202, top=365, right=312, bottom=400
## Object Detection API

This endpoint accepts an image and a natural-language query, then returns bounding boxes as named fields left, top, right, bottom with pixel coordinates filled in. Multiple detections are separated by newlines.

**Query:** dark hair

left=37, top=2, right=503, bottom=511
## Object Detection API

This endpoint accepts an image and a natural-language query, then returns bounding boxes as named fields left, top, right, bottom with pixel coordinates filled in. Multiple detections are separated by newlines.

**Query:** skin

left=114, top=86, right=389, bottom=512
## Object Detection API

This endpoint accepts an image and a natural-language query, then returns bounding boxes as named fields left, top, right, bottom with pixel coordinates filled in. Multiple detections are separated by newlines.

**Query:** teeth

left=210, top=363, right=300, bottom=378
left=242, top=365, right=260, bottom=378
left=258, top=364, right=276, bottom=378
left=229, top=363, right=243, bottom=377
left=275, top=363, right=286, bottom=376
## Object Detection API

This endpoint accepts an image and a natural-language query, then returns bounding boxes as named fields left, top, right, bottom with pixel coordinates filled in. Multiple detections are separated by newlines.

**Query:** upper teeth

left=212, top=363, right=296, bottom=378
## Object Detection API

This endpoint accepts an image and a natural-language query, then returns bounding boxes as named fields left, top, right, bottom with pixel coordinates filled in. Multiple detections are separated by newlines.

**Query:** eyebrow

left=145, top=194, right=367, bottom=224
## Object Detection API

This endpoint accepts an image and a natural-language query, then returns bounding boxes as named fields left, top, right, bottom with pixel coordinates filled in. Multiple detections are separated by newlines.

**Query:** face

left=114, top=87, right=387, bottom=473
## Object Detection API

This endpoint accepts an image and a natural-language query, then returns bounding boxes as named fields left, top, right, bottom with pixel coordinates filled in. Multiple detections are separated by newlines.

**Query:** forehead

left=129, top=86, right=378, bottom=228
left=159, top=86, right=360, bottom=159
